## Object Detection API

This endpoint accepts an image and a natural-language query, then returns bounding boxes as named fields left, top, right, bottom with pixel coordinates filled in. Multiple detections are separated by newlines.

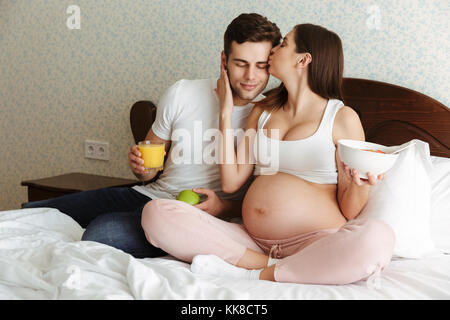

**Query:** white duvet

left=1, top=207, right=449, bottom=300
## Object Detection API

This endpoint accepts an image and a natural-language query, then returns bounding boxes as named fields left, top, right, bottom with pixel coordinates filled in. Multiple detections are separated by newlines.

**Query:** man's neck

left=232, top=95, right=253, bottom=107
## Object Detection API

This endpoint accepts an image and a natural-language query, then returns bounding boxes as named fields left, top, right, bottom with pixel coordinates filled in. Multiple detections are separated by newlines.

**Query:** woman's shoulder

left=335, top=105, right=360, bottom=126
left=333, top=105, right=365, bottom=141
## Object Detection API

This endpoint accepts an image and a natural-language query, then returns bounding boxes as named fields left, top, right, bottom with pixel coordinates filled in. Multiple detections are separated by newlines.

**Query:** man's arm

left=129, top=128, right=172, bottom=183
left=130, top=80, right=182, bottom=182
left=193, top=188, right=243, bottom=220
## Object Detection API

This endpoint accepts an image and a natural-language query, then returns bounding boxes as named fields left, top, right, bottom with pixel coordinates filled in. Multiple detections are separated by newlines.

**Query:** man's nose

left=245, top=66, right=256, bottom=80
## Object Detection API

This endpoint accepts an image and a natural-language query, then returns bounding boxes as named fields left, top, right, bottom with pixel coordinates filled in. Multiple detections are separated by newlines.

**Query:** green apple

left=176, top=190, right=200, bottom=205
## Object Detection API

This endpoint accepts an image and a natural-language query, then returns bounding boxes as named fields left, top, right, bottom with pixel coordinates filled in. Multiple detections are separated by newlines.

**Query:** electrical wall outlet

left=84, top=140, right=109, bottom=161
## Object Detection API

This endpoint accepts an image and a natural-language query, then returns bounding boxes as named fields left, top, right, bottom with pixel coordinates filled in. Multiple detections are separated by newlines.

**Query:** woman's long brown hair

left=256, top=24, right=344, bottom=111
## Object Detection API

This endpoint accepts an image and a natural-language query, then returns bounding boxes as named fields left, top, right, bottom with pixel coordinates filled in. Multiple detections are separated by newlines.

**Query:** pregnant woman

left=141, top=24, right=395, bottom=285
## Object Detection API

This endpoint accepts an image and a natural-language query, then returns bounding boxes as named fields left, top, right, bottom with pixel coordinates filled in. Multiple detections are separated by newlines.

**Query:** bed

left=1, top=78, right=449, bottom=300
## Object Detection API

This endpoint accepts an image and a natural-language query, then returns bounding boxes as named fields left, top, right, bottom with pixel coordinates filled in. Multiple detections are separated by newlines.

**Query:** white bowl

left=337, top=139, right=400, bottom=179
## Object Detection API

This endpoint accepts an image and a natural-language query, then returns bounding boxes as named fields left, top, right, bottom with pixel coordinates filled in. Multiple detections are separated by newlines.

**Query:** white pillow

left=430, top=155, right=450, bottom=253
left=356, top=139, right=443, bottom=259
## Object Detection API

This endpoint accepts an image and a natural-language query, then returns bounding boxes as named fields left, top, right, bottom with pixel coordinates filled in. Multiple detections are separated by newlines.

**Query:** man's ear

left=221, top=51, right=227, bottom=70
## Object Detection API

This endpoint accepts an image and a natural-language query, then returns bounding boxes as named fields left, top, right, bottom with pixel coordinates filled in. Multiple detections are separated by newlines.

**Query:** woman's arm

left=216, top=64, right=261, bottom=193
left=334, top=106, right=384, bottom=220
left=336, top=152, right=370, bottom=220
left=219, top=108, right=261, bottom=193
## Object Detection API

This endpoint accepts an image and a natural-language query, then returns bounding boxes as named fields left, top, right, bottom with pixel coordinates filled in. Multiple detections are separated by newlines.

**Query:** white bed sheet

left=0, top=207, right=449, bottom=300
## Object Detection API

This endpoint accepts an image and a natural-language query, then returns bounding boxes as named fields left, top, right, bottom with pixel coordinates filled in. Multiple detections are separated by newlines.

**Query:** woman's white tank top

left=253, top=99, right=344, bottom=184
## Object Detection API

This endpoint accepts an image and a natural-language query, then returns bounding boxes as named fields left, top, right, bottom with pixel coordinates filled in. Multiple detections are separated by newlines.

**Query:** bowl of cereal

left=337, top=139, right=406, bottom=179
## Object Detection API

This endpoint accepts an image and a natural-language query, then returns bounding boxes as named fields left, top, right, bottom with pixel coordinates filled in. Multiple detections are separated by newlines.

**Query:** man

left=22, top=13, right=281, bottom=259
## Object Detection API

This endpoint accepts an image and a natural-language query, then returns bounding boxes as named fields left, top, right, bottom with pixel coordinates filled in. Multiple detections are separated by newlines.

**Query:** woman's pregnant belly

left=242, top=172, right=347, bottom=240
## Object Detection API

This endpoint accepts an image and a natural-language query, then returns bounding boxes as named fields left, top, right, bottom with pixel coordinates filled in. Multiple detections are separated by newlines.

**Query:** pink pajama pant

left=141, top=199, right=395, bottom=285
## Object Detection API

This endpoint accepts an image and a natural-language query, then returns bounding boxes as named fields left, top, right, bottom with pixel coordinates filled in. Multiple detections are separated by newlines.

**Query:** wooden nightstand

left=21, top=172, right=139, bottom=203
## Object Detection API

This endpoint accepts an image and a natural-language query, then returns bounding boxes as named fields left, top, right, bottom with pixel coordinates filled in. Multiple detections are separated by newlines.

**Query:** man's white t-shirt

left=133, top=79, right=260, bottom=201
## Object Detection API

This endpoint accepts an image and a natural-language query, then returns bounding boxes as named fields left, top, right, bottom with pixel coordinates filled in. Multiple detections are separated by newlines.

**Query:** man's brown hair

left=224, top=13, right=281, bottom=59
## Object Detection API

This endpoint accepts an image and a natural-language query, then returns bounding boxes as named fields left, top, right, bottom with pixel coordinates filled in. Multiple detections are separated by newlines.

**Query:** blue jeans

left=22, top=187, right=166, bottom=258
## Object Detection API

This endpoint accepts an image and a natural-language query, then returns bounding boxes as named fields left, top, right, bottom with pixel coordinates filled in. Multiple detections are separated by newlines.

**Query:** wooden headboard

left=342, top=78, right=450, bottom=158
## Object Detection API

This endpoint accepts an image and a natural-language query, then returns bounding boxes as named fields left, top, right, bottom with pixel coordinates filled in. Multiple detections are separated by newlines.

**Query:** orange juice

left=138, top=141, right=165, bottom=171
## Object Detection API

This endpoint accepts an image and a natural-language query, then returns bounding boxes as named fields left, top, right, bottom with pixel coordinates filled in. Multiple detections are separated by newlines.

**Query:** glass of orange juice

left=138, top=140, right=165, bottom=172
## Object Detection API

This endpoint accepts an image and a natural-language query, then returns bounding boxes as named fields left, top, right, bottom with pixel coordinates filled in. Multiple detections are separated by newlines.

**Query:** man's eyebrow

left=232, top=58, right=248, bottom=63
left=232, top=58, right=269, bottom=64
